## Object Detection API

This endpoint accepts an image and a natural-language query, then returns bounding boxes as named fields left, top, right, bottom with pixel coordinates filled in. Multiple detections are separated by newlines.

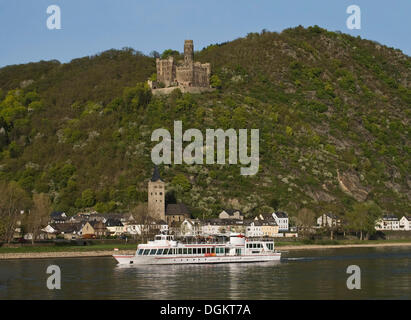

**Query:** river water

left=0, top=247, right=410, bottom=299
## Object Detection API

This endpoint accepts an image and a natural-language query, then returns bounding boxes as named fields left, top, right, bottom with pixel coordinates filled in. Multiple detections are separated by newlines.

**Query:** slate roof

left=105, top=219, right=124, bottom=227
left=382, top=214, right=399, bottom=221
left=52, top=223, right=83, bottom=233
left=151, top=166, right=163, bottom=182
left=274, top=211, right=288, bottom=218
left=166, top=203, right=190, bottom=216
left=50, top=212, right=67, bottom=219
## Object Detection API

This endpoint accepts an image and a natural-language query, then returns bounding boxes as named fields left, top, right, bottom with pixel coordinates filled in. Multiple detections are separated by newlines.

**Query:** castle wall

left=156, top=57, right=176, bottom=87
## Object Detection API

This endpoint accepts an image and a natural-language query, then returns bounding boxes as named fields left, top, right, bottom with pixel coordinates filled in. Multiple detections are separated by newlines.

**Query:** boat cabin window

left=188, top=248, right=192, bottom=254
left=183, top=248, right=187, bottom=254
left=155, top=236, right=162, bottom=241
left=143, top=249, right=150, bottom=255
left=178, top=248, right=183, bottom=255
left=138, top=249, right=143, bottom=255
left=163, top=249, right=169, bottom=255
left=149, top=249, right=157, bottom=255
left=168, top=248, right=173, bottom=255
left=157, top=249, right=163, bottom=255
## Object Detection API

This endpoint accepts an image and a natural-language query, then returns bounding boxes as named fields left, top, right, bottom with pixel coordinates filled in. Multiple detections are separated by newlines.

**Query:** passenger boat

left=113, top=233, right=281, bottom=265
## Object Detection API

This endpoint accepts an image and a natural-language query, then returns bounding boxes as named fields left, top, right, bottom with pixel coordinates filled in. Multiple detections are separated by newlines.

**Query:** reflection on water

left=0, top=247, right=410, bottom=299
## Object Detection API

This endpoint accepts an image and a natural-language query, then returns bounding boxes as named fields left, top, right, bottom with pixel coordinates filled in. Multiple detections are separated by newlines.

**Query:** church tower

left=184, top=40, right=194, bottom=65
left=147, top=166, right=165, bottom=221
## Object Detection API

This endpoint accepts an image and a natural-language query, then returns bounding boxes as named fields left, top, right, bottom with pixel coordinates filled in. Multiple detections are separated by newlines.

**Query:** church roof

left=166, top=203, right=190, bottom=216
left=151, top=166, right=163, bottom=182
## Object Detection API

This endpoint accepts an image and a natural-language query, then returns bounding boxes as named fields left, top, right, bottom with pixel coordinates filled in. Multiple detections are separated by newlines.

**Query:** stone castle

left=149, top=40, right=214, bottom=94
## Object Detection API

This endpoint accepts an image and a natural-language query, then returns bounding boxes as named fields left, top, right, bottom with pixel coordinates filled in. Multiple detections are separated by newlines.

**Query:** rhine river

left=1, top=247, right=410, bottom=299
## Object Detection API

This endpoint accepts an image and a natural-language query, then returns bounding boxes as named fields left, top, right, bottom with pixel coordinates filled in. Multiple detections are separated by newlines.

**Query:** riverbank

left=278, top=241, right=411, bottom=251
left=1, top=240, right=411, bottom=260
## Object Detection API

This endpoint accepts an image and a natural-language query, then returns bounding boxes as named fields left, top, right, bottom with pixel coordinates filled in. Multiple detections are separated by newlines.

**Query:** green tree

left=0, top=181, right=31, bottom=243
left=123, top=82, right=152, bottom=110
left=345, top=201, right=382, bottom=240
left=171, top=174, right=191, bottom=193
left=25, top=193, right=51, bottom=244
left=210, top=75, right=222, bottom=89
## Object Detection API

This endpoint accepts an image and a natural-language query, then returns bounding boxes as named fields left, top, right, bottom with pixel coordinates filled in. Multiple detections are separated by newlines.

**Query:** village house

left=80, top=221, right=109, bottom=238
left=201, top=219, right=228, bottom=236
left=375, top=215, right=400, bottom=231
left=272, top=212, right=289, bottom=231
left=260, top=220, right=280, bottom=237
left=179, top=218, right=201, bottom=236
left=51, top=223, right=83, bottom=240
left=49, top=211, right=68, bottom=224
left=245, top=220, right=263, bottom=238
left=105, top=219, right=125, bottom=236
left=201, top=219, right=246, bottom=236
left=126, top=219, right=168, bottom=237
left=399, top=216, right=411, bottom=231
left=40, top=224, right=59, bottom=239
left=317, top=213, right=342, bottom=228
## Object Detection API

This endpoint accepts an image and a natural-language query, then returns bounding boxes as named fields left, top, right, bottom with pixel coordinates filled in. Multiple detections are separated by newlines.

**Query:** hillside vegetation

left=0, top=26, right=410, bottom=220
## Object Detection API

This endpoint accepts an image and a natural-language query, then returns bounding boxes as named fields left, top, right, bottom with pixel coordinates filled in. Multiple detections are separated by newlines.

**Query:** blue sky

left=0, top=0, right=410, bottom=67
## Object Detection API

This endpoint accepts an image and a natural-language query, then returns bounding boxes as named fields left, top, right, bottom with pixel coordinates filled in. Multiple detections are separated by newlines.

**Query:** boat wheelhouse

left=113, top=233, right=281, bottom=265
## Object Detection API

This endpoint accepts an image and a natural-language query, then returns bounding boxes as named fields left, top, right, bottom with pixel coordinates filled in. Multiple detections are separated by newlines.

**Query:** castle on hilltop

left=148, top=40, right=214, bottom=94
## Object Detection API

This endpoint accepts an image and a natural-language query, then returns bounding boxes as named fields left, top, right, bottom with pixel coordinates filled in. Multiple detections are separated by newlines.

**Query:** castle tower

left=147, top=166, right=165, bottom=221
left=184, top=40, right=194, bottom=65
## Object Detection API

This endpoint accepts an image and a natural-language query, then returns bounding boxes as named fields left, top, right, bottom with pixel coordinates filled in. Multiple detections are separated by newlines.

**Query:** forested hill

left=0, top=25, right=410, bottom=219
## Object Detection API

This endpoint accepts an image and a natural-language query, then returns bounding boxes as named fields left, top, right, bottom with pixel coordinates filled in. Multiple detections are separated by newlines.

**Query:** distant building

left=317, top=213, right=341, bottom=228
left=151, top=40, right=211, bottom=90
left=148, top=166, right=166, bottom=221
left=105, top=219, right=124, bottom=236
left=399, top=216, right=411, bottom=231
left=52, top=223, right=83, bottom=240
left=166, top=203, right=191, bottom=225
left=179, top=218, right=201, bottom=236
left=375, top=215, right=400, bottom=231
left=50, top=212, right=67, bottom=224
left=219, top=209, right=244, bottom=220
left=273, top=212, right=289, bottom=231
left=126, top=218, right=168, bottom=237
left=245, top=220, right=263, bottom=238
left=81, top=221, right=109, bottom=238
left=260, top=220, right=279, bottom=237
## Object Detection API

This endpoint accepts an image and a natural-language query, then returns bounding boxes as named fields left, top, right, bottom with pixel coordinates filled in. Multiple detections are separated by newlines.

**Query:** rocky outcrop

left=337, top=170, right=369, bottom=202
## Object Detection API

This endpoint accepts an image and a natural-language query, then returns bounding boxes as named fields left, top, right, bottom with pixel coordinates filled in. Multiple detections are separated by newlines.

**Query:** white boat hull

left=113, top=253, right=281, bottom=265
